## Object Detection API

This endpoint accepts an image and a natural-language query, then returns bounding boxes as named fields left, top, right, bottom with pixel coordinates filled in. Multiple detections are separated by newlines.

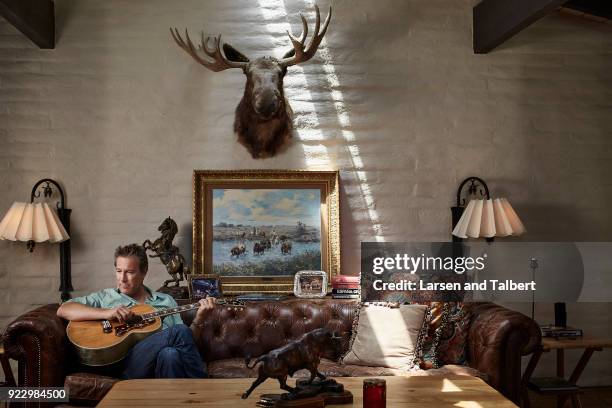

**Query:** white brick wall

left=1, top=0, right=611, bottom=386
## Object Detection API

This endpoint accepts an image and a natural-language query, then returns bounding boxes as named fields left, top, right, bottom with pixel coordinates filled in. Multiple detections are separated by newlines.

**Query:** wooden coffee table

left=98, top=376, right=517, bottom=407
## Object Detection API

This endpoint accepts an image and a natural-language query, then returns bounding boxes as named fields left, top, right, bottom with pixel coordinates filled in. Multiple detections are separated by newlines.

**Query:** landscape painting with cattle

left=212, top=189, right=322, bottom=277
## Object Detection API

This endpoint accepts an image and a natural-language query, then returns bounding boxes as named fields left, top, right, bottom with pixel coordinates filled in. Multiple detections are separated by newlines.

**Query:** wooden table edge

left=541, top=337, right=612, bottom=351
left=110, top=375, right=492, bottom=387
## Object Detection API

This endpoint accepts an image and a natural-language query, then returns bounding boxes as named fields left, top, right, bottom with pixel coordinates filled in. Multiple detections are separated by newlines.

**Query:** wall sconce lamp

left=451, top=176, right=526, bottom=242
left=0, top=178, right=73, bottom=301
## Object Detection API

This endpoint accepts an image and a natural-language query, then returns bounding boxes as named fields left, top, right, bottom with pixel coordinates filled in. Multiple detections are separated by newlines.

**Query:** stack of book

left=331, top=275, right=360, bottom=299
left=540, top=325, right=583, bottom=338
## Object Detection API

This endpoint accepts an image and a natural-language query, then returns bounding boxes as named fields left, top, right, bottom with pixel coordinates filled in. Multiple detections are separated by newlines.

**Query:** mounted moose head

left=170, top=5, right=332, bottom=159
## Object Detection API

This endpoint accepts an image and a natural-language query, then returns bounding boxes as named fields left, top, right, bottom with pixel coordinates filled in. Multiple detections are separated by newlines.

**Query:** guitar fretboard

left=140, top=299, right=232, bottom=320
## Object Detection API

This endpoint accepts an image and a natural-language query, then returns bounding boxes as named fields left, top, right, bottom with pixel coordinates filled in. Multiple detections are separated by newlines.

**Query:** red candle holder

left=363, top=378, right=386, bottom=408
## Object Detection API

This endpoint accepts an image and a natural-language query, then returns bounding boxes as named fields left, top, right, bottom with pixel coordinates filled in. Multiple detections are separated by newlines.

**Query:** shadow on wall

left=339, top=171, right=361, bottom=274
left=509, top=11, right=612, bottom=387
left=521, top=204, right=602, bottom=241
left=511, top=12, right=612, bottom=242
left=180, top=220, right=193, bottom=270
left=54, top=0, right=80, bottom=43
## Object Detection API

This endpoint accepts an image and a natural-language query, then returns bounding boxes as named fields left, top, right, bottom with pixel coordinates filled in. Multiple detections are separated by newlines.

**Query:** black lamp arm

left=455, top=176, right=490, bottom=207
left=31, top=178, right=66, bottom=209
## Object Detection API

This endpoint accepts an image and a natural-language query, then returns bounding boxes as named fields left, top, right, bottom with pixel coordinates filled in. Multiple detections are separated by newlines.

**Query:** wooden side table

left=0, top=339, right=16, bottom=387
left=521, top=336, right=612, bottom=408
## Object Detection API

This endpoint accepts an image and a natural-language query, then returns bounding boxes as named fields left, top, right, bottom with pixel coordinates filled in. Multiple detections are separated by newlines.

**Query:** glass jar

left=363, top=378, right=386, bottom=408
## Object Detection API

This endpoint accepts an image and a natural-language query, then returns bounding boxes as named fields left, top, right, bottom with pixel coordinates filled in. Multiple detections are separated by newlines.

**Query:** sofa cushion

left=207, top=358, right=401, bottom=379
left=208, top=357, right=487, bottom=381
left=64, top=372, right=119, bottom=405
left=207, top=358, right=257, bottom=378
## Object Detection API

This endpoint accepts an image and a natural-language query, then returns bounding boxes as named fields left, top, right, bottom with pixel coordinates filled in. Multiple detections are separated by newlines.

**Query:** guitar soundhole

left=114, top=318, right=157, bottom=336
left=125, top=315, right=144, bottom=325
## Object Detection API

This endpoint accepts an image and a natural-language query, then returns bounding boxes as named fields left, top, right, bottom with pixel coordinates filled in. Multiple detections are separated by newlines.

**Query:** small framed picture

left=293, top=270, right=327, bottom=298
left=189, top=274, right=222, bottom=300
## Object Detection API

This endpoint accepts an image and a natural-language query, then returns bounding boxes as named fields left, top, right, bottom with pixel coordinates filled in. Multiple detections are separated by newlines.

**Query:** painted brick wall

left=1, top=0, right=611, bottom=385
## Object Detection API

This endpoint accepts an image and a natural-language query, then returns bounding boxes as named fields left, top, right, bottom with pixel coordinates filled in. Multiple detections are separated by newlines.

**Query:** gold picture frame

left=193, top=170, right=340, bottom=294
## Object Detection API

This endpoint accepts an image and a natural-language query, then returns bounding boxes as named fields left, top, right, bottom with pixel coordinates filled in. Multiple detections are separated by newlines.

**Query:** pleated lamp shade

left=0, top=201, right=70, bottom=243
left=452, top=198, right=526, bottom=239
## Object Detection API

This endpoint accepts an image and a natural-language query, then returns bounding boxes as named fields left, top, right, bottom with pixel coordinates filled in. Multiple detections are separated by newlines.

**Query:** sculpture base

left=257, top=379, right=353, bottom=407
left=156, top=285, right=189, bottom=300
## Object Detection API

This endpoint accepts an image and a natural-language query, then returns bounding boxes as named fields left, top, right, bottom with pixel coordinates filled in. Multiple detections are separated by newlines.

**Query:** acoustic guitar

left=66, top=299, right=244, bottom=366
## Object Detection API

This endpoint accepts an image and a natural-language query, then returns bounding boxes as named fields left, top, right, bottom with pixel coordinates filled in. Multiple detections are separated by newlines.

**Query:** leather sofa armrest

left=464, top=302, right=541, bottom=405
left=3, top=304, right=67, bottom=387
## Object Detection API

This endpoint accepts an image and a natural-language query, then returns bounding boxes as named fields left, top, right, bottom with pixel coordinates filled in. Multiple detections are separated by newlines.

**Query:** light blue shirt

left=66, top=286, right=183, bottom=330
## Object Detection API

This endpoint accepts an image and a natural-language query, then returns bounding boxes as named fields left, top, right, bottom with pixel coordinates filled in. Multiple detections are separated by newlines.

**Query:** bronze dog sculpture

left=241, top=328, right=342, bottom=399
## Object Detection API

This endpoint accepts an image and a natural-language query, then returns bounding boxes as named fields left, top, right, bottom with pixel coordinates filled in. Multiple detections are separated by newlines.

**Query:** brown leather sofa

left=3, top=299, right=540, bottom=406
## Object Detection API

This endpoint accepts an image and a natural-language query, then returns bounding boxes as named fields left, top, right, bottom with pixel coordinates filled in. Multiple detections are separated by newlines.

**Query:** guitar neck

left=140, top=299, right=231, bottom=320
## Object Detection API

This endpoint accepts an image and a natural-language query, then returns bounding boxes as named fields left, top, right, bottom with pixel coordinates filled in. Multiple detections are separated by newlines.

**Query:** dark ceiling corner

left=473, top=0, right=568, bottom=54
left=474, top=0, right=611, bottom=54
left=0, top=0, right=55, bottom=49
left=563, top=0, right=612, bottom=21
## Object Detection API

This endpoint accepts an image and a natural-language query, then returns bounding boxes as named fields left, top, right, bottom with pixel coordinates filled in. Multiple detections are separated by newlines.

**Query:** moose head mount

left=171, top=5, right=332, bottom=159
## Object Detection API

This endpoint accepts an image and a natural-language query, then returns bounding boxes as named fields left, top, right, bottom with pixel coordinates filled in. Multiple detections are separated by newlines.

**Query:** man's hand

left=193, top=297, right=216, bottom=324
left=57, top=302, right=128, bottom=322
left=105, top=306, right=136, bottom=323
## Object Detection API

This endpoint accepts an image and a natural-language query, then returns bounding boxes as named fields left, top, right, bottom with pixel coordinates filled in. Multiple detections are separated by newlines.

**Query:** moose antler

left=280, top=5, right=332, bottom=68
left=169, top=28, right=247, bottom=72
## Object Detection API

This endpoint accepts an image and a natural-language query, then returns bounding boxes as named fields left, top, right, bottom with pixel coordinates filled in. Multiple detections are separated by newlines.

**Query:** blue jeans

left=121, top=324, right=207, bottom=379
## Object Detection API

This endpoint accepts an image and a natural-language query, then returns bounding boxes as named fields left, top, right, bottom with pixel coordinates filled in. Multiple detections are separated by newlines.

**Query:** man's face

left=115, top=256, right=145, bottom=296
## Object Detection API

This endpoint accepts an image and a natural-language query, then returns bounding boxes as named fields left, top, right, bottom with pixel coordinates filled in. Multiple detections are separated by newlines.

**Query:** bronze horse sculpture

left=170, top=5, right=332, bottom=159
left=142, top=217, right=190, bottom=287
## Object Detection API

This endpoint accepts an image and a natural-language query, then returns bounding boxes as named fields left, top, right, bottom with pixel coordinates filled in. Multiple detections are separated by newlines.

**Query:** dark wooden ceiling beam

left=0, top=0, right=54, bottom=49
left=473, top=0, right=569, bottom=54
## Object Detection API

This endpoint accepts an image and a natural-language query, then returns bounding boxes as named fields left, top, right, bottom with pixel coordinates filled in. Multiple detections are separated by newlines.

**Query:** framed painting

left=193, top=170, right=340, bottom=294
left=188, top=274, right=222, bottom=300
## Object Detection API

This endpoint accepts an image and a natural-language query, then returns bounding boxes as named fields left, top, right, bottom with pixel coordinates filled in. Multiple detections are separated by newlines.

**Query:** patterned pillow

left=419, top=302, right=470, bottom=368
left=436, top=302, right=470, bottom=365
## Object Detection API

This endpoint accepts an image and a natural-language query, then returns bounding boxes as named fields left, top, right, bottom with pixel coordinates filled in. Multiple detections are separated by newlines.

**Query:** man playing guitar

left=57, top=243, right=215, bottom=379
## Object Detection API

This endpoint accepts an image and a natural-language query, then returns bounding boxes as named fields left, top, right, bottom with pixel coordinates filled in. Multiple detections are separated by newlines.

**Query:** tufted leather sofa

left=3, top=299, right=540, bottom=407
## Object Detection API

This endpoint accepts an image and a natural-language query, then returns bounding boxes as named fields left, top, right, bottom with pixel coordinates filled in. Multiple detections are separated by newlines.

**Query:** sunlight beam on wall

left=257, top=0, right=330, bottom=169
left=256, top=0, right=384, bottom=241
